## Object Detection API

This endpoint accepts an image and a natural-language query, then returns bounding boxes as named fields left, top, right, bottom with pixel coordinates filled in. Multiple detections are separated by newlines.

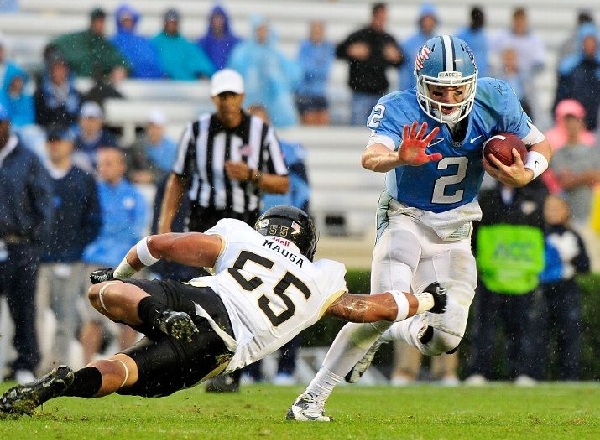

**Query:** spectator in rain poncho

left=228, top=15, right=301, bottom=128
left=111, top=3, right=165, bottom=79
left=0, top=66, right=34, bottom=129
left=197, top=4, right=242, bottom=70
left=152, top=8, right=215, bottom=81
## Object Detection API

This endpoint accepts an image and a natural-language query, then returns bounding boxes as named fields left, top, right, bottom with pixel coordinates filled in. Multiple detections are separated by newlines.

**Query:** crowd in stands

left=1, top=1, right=600, bottom=386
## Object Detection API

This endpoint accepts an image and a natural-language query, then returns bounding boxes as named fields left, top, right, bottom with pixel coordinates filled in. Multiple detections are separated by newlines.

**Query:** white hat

left=147, top=109, right=167, bottom=125
left=210, top=69, right=244, bottom=97
left=80, top=101, right=103, bottom=118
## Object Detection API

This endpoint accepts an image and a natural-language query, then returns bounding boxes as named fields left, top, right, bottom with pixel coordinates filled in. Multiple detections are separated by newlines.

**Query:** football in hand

left=483, top=133, right=527, bottom=167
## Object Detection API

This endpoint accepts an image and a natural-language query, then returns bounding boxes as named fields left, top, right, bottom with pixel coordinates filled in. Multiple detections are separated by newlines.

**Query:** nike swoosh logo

left=429, top=138, right=444, bottom=146
left=535, top=160, right=539, bottom=168
left=470, top=135, right=483, bottom=143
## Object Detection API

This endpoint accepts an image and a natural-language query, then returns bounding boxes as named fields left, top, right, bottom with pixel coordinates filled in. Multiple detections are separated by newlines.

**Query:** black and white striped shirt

left=172, top=112, right=288, bottom=214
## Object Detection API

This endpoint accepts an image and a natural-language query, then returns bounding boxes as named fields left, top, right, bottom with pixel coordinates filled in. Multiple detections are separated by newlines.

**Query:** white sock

left=304, top=368, right=343, bottom=402
left=321, top=322, right=389, bottom=376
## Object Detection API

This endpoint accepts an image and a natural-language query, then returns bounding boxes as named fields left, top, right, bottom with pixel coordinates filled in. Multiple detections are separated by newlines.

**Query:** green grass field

left=1, top=382, right=599, bottom=439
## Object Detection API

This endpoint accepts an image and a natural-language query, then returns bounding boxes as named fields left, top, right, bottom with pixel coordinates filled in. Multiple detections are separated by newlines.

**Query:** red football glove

left=398, top=122, right=442, bottom=165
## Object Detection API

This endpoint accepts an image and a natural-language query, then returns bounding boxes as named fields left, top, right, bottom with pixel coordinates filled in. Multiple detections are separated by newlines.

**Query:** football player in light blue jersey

left=288, top=35, right=553, bottom=421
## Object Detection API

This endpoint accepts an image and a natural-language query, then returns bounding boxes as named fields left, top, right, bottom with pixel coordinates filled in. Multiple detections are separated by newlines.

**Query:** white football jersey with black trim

left=188, top=218, right=347, bottom=371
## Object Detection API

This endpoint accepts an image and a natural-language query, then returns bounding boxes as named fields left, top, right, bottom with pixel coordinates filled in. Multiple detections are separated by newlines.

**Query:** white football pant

left=321, top=211, right=477, bottom=377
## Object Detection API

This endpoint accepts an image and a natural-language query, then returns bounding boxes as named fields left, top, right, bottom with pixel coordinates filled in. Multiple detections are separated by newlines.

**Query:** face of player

left=427, top=84, right=467, bottom=117
left=212, top=92, right=245, bottom=128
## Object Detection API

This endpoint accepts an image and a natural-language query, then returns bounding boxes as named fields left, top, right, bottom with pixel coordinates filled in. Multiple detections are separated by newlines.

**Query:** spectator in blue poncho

left=0, top=66, right=34, bottom=129
left=0, top=36, right=25, bottom=92
left=398, top=3, right=439, bottom=91
left=197, top=4, right=242, bottom=70
left=111, top=3, right=165, bottom=80
left=228, top=15, right=301, bottom=128
left=152, top=8, right=215, bottom=81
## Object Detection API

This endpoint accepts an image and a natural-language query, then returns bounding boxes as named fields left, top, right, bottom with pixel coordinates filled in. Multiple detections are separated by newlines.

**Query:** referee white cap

left=211, top=69, right=244, bottom=96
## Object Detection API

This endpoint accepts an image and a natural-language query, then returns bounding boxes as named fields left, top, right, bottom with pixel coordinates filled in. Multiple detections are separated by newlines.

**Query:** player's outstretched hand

left=90, top=268, right=114, bottom=284
left=399, top=122, right=443, bottom=165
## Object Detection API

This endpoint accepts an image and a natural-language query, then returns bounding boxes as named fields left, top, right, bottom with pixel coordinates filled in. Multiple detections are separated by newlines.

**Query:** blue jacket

left=0, top=136, right=53, bottom=244
left=111, top=4, right=165, bottom=79
left=82, top=179, right=148, bottom=267
left=41, top=166, right=101, bottom=262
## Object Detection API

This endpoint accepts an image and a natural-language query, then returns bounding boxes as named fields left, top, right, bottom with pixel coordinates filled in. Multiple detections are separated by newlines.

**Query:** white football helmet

left=414, top=35, right=478, bottom=124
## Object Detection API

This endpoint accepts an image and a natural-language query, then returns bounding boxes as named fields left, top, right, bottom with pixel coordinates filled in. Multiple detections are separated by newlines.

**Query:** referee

left=157, top=69, right=289, bottom=392
left=158, top=68, right=289, bottom=236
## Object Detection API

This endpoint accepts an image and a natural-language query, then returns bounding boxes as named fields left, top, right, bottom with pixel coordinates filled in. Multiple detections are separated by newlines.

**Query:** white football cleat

left=286, top=393, right=331, bottom=422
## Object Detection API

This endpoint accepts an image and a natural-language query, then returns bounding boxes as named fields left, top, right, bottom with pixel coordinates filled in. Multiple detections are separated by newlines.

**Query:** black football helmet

left=255, top=205, right=318, bottom=261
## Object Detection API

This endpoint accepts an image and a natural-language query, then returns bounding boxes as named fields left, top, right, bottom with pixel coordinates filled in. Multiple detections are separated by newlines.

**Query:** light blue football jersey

left=367, top=78, right=532, bottom=213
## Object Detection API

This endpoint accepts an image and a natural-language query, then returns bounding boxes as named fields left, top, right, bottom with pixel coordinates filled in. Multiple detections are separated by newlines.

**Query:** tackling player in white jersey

left=0, top=205, right=445, bottom=416
left=287, top=35, right=553, bottom=421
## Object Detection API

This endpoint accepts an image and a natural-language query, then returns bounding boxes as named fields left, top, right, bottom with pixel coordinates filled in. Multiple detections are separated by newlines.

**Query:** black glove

left=90, top=268, right=114, bottom=284
left=423, top=282, right=447, bottom=314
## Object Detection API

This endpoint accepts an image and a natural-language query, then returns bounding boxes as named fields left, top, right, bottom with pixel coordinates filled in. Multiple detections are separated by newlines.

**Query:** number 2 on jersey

left=367, top=104, right=385, bottom=128
left=431, top=157, right=468, bottom=204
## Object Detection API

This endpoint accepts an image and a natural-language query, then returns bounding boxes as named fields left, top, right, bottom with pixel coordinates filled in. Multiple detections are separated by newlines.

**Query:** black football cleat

left=0, top=366, right=74, bottom=416
left=155, top=310, right=199, bottom=342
